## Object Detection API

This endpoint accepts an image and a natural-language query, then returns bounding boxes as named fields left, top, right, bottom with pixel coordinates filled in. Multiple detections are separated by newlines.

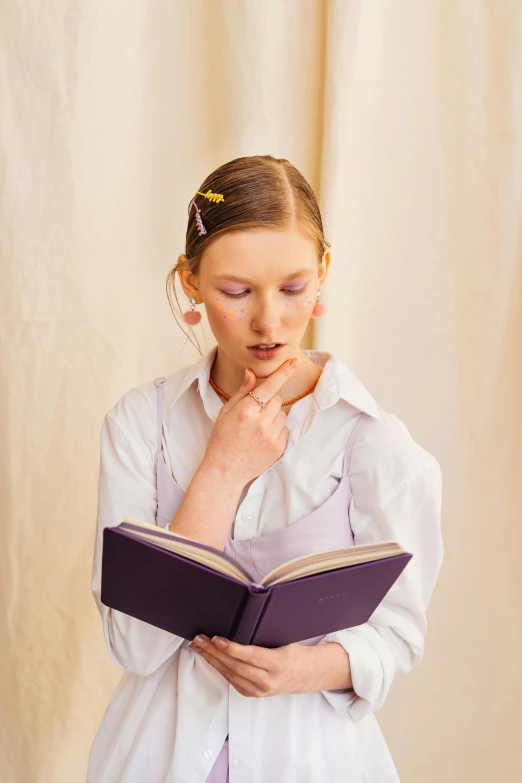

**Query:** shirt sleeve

left=90, top=410, right=184, bottom=676
left=317, top=413, right=444, bottom=722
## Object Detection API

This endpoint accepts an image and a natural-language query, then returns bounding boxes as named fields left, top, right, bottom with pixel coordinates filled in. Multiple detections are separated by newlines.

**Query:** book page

left=260, top=541, right=405, bottom=586
left=118, top=517, right=406, bottom=588
left=120, top=516, right=252, bottom=583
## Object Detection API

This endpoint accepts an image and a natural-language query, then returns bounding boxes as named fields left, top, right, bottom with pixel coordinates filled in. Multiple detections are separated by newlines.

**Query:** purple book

left=101, top=519, right=412, bottom=647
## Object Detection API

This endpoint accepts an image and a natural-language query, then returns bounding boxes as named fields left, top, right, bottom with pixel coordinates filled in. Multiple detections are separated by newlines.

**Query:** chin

left=252, top=356, right=288, bottom=375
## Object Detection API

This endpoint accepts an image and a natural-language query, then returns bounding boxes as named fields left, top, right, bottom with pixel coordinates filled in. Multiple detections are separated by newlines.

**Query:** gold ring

left=249, top=391, right=266, bottom=408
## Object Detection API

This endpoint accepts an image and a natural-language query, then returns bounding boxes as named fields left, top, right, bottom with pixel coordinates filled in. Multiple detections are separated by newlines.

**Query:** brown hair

left=166, top=154, right=331, bottom=354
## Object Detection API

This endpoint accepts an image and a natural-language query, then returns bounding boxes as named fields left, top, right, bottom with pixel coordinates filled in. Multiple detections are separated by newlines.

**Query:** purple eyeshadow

left=220, top=280, right=306, bottom=294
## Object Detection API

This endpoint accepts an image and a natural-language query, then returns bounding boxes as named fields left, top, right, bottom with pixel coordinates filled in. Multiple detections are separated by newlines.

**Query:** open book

left=100, top=516, right=412, bottom=647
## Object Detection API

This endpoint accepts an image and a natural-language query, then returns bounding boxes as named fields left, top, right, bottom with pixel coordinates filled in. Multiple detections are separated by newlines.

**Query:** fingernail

left=212, top=636, right=228, bottom=648
left=244, top=368, right=249, bottom=382
left=289, top=357, right=300, bottom=368
left=188, top=642, right=201, bottom=652
left=194, top=635, right=209, bottom=647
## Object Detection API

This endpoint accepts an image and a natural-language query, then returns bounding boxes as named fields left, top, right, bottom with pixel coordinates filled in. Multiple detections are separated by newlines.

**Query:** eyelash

left=222, top=285, right=307, bottom=299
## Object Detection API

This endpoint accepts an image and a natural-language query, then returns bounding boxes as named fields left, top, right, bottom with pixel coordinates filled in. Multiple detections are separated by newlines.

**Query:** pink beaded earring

left=182, top=297, right=202, bottom=325
left=311, top=290, right=326, bottom=318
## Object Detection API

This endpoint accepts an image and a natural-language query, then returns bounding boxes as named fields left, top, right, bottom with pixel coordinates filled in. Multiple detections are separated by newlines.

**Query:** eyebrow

left=211, top=268, right=314, bottom=284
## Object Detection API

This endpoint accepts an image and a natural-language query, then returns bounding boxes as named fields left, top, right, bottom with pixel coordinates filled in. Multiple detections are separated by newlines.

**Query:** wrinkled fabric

left=87, top=345, right=443, bottom=782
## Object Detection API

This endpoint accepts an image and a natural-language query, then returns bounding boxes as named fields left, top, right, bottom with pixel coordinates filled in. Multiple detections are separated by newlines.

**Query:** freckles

left=214, top=298, right=314, bottom=323
left=281, top=297, right=314, bottom=318
left=288, top=299, right=314, bottom=318
left=214, top=297, right=249, bottom=323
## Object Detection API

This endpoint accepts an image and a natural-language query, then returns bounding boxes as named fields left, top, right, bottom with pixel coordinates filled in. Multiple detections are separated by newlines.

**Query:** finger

left=226, top=358, right=301, bottom=410
left=194, top=637, right=273, bottom=680
left=196, top=647, right=268, bottom=697
left=220, top=366, right=257, bottom=409
left=209, top=637, right=274, bottom=672
left=248, top=357, right=301, bottom=404
left=248, top=390, right=285, bottom=421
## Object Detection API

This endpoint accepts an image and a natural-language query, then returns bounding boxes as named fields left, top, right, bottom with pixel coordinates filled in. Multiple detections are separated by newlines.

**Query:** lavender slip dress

left=152, top=377, right=369, bottom=783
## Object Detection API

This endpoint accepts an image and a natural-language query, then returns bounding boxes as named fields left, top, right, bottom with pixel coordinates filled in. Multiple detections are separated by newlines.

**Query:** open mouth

left=248, top=343, right=284, bottom=349
left=247, top=343, right=284, bottom=360
left=247, top=343, right=285, bottom=358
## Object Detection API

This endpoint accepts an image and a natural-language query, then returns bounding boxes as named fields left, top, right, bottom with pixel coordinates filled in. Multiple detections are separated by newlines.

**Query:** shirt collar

left=168, top=344, right=381, bottom=420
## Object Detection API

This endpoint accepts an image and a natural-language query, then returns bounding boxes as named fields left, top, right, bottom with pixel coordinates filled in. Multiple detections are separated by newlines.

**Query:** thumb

left=242, top=367, right=256, bottom=391
left=221, top=367, right=256, bottom=409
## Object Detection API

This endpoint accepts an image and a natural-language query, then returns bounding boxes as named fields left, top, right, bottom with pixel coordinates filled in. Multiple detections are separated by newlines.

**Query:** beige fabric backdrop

left=1, top=1, right=520, bottom=781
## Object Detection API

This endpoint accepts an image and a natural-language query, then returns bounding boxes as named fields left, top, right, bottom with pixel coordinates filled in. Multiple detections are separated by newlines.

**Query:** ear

left=177, top=267, right=201, bottom=301
left=318, top=250, right=330, bottom=285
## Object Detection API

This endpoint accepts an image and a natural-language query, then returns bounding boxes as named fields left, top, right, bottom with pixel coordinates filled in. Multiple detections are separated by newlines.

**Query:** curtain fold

left=0, top=1, right=520, bottom=781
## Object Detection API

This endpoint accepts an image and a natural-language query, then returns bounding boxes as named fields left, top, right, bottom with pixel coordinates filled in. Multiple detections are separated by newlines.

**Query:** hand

left=187, top=634, right=310, bottom=697
left=202, top=356, right=301, bottom=488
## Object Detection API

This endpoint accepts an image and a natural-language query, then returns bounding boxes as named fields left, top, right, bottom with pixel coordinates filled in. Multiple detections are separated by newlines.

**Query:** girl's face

left=186, top=228, right=329, bottom=374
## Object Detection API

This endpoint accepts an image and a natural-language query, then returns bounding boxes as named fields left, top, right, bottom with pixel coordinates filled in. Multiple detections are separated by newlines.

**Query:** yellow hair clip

left=196, top=189, right=225, bottom=203
left=191, top=189, right=225, bottom=235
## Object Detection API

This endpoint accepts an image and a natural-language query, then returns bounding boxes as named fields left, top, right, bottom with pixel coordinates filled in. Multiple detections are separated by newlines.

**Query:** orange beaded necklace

left=208, top=373, right=320, bottom=407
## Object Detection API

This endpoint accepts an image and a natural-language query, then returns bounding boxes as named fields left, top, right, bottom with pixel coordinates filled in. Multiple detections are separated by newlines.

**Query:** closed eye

left=222, top=286, right=307, bottom=299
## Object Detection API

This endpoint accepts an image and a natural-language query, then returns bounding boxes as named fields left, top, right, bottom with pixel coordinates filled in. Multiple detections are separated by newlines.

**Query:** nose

left=250, top=294, right=284, bottom=335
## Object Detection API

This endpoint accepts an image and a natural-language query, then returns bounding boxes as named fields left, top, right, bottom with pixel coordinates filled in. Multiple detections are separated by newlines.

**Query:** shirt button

left=242, top=513, right=252, bottom=521
left=203, top=749, right=213, bottom=758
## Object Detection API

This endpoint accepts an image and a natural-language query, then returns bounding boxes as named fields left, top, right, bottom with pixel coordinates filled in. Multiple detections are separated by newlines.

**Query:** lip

left=247, top=344, right=285, bottom=360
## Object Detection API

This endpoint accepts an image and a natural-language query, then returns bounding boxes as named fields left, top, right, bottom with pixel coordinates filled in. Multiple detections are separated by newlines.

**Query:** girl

left=87, top=155, right=443, bottom=782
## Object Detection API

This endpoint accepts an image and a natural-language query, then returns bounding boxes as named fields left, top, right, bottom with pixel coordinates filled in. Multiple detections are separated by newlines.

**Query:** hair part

left=166, top=154, right=331, bottom=354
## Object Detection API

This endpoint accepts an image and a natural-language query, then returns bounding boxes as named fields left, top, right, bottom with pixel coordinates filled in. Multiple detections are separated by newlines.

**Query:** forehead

left=203, top=229, right=318, bottom=283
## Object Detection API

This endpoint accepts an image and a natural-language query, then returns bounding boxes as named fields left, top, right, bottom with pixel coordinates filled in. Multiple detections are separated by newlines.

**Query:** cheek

left=209, top=296, right=251, bottom=325
left=284, top=295, right=316, bottom=320
left=209, top=295, right=316, bottom=325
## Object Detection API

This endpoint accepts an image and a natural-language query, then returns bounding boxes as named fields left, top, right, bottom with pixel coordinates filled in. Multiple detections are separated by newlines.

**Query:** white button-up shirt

left=87, top=345, right=444, bottom=782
